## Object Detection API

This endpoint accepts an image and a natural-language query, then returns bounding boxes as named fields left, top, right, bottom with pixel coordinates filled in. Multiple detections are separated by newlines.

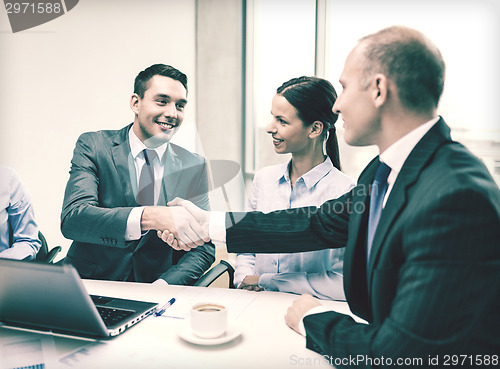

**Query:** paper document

left=0, top=332, right=58, bottom=369
left=59, top=339, right=202, bottom=369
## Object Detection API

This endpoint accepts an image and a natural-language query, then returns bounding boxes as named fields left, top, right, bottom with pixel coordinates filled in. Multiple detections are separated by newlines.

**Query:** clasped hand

left=152, top=198, right=210, bottom=251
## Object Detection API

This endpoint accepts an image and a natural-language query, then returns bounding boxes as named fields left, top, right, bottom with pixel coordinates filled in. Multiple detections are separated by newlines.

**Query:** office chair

left=35, top=231, right=62, bottom=263
left=8, top=226, right=61, bottom=263
left=193, top=260, right=235, bottom=288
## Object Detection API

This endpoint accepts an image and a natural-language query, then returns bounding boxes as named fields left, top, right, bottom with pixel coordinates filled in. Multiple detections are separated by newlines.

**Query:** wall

left=195, top=0, right=246, bottom=214
left=0, top=0, right=197, bottom=258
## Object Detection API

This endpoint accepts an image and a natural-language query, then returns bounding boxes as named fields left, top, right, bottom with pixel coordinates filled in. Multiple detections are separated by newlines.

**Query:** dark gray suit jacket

left=61, top=124, right=215, bottom=284
left=225, top=118, right=500, bottom=366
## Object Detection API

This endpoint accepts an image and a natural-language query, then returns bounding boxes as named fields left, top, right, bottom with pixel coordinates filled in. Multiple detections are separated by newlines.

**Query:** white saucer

left=179, top=321, right=242, bottom=346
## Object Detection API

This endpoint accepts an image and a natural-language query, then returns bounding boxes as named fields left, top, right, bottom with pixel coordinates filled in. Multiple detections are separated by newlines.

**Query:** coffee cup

left=190, top=302, right=227, bottom=339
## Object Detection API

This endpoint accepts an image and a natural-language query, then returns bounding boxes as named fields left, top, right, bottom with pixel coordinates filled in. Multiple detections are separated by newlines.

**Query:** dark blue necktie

left=137, top=149, right=157, bottom=206
left=366, top=161, right=391, bottom=268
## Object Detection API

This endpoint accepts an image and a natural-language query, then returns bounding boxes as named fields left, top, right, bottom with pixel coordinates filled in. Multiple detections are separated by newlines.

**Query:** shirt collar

left=128, top=126, right=168, bottom=162
left=276, top=160, right=291, bottom=183
left=380, top=116, right=439, bottom=180
left=278, top=157, right=334, bottom=190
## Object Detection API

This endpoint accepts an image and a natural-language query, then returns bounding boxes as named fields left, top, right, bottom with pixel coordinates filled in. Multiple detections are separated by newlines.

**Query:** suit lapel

left=111, top=125, right=137, bottom=207
left=343, top=157, right=378, bottom=319
left=160, top=144, right=182, bottom=205
left=366, top=118, right=452, bottom=290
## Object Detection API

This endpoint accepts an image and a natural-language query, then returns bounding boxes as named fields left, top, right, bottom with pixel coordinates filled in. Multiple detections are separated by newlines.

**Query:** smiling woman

left=234, top=76, right=355, bottom=300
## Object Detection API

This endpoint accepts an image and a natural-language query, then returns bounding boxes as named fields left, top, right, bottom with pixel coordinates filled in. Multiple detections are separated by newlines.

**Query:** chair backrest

left=193, top=260, right=235, bottom=288
left=35, top=231, right=49, bottom=262
left=37, top=232, right=62, bottom=263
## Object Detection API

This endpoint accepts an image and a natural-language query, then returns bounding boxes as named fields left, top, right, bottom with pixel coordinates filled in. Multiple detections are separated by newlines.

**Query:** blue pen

left=155, top=298, right=176, bottom=316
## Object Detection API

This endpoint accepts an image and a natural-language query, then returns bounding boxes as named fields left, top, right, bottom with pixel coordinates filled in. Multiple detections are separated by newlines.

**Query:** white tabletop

left=0, top=280, right=360, bottom=369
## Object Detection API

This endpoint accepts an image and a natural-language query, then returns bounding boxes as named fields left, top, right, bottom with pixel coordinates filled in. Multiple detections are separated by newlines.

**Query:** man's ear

left=309, top=121, right=324, bottom=139
left=373, top=73, right=388, bottom=108
left=130, top=93, right=140, bottom=115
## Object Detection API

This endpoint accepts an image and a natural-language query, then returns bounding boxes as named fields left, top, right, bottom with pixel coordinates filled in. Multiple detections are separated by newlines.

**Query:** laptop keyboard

left=90, top=295, right=114, bottom=305
left=96, top=306, right=135, bottom=326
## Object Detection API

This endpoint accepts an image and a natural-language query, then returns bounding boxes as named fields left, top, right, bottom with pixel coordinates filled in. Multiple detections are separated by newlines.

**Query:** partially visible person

left=235, top=77, right=354, bottom=300
left=60, top=64, right=214, bottom=284
left=0, top=166, right=41, bottom=260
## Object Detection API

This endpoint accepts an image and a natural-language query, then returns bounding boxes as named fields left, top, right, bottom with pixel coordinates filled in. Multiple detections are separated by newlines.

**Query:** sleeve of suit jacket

left=302, top=186, right=500, bottom=366
left=61, top=132, right=132, bottom=247
left=226, top=191, right=352, bottom=254
left=227, top=179, right=500, bottom=366
left=158, top=156, right=215, bottom=284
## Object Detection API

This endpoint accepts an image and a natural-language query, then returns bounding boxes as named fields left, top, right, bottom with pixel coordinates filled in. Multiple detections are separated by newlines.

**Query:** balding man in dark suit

left=159, top=27, right=500, bottom=367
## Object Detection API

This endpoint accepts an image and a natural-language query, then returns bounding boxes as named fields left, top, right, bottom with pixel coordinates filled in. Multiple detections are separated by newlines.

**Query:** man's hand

left=141, top=205, right=209, bottom=250
left=238, top=275, right=264, bottom=292
left=285, top=294, right=321, bottom=334
left=157, top=198, right=210, bottom=251
left=168, top=198, right=210, bottom=231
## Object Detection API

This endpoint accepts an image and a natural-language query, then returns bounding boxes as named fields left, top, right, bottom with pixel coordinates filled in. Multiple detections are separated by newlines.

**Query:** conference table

left=0, top=279, right=363, bottom=369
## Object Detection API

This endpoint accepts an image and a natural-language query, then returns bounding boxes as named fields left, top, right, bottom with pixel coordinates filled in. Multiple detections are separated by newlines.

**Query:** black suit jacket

left=61, top=124, right=215, bottom=284
left=225, top=118, right=500, bottom=366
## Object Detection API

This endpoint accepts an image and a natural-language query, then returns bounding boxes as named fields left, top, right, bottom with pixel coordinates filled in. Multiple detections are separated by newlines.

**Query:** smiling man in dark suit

left=159, top=26, right=500, bottom=366
left=60, top=64, right=214, bottom=284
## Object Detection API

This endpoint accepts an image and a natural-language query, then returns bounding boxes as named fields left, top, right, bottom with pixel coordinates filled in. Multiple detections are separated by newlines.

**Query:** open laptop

left=0, top=259, right=158, bottom=339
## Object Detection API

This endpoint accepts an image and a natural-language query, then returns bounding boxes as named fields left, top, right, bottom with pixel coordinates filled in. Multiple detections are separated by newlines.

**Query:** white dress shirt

left=234, top=157, right=354, bottom=300
left=125, top=127, right=169, bottom=241
left=380, top=117, right=439, bottom=206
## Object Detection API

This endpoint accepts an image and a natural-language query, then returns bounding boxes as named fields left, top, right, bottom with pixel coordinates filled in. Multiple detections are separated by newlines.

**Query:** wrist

left=201, top=214, right=210, bottom=236
left=209, top=211, right=226, bottom=243
left=140, top=206, right=158, bottom=231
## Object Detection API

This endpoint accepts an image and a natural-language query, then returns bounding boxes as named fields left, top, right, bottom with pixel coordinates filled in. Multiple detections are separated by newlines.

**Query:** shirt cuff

left=209, top=211, right=227, bottom=244
left=258, top=273, right=274, bottom=290
left=125, top=207, right=145, bottom=241
left=298, top=306, right=333, bottom=336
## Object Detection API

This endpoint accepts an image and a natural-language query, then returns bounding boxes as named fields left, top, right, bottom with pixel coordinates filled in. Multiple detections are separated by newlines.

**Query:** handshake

left=141, top=199, right=211, bottom=251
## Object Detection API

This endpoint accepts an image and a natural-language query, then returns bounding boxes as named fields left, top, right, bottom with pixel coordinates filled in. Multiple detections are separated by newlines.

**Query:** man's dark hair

left=134, top=64, right=188, bottom=98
